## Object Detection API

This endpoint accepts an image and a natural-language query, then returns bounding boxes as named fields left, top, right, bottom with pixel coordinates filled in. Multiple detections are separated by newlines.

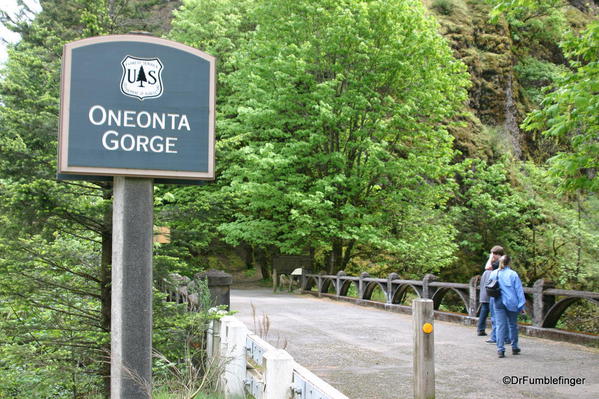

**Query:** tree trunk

left=244, top=243, right=254, bottom=269
left=341, top=240, right=355, bottom=270
left=100, top=185, right=113, bottom=399
left=575, top=192, right=582, bottom=284
left=255, top=247, right=271, bottom=280
left=327, top=239, right=355, bottom=274
left=328, top=239, right=343, bottom=274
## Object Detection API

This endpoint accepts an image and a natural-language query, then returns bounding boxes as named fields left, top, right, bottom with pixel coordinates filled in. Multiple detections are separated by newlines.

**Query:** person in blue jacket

left=490, top=254, right=525, bottom=358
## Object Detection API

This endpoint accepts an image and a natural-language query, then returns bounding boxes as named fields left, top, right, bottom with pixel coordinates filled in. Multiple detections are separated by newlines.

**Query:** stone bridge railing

left=158, top=269, right=233, bottom=311
left=301, top=271, right=599, bottom=344
left=213, top=317, right=349, bottom=399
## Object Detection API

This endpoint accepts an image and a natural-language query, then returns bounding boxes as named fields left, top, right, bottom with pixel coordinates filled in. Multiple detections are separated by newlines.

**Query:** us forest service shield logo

left=120, top=56, right=164, bottom=100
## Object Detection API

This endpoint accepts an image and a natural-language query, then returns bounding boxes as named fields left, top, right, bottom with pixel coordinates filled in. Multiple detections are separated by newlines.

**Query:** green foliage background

left=0, top=0, right=597, bottom=397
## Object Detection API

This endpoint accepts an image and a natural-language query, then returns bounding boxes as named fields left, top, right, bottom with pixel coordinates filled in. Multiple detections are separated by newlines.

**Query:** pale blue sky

left=0, top=0, right=41, bottom=65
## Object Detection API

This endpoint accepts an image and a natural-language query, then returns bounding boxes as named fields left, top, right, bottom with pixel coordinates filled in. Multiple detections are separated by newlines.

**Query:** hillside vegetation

left=0, top=0, right=597, bottom=397
left=164, top=0, right=599, bottom=287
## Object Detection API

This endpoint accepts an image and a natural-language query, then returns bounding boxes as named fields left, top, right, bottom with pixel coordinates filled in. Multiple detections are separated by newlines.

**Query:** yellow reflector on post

left=422, top=323, right=433, bottom=334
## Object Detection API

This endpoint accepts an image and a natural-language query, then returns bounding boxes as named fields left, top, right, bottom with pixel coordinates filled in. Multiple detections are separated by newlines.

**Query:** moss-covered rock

left=427, top=0, right=596, bottom=161
left=430, top=0, right=524, bottom=159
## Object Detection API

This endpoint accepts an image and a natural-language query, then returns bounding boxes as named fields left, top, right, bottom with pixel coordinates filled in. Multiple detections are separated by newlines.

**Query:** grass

left=87, top=391, right=224, bottom=399
left=152, top=388, right=224, bottom=399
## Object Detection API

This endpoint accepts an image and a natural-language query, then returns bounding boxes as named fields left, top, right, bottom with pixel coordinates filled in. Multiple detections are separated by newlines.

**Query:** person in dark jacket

left=477, top=246, right=503, bottom=337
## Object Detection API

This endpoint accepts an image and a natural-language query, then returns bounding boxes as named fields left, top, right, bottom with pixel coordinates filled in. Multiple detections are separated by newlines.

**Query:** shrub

left=515, top=57, right=566, bottom=105
left=432, top=0, right=455, bottom=16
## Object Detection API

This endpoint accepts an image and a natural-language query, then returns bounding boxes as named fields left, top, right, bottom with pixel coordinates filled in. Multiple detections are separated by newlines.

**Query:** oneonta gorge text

left=88, top=105, right=192, bottom=154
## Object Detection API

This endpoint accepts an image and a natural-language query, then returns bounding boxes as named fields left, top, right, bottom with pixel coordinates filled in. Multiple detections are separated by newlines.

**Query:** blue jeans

left=477, top=302, right=490, bottom=333
left=489, top=297, right=496, bottom=341
left=494, top=299, right=519, bottom=353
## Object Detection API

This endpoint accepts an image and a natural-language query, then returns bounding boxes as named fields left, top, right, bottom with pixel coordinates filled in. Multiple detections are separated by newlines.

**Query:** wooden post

left=413, top=299, right=435, bottom=399
left=469, top=276, right=479, bottom=317
left=272, top=268, right=278, bottom=292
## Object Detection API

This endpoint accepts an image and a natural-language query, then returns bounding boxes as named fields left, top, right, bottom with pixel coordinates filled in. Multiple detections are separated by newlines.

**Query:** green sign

left=59, top=35, right=215, bottom=180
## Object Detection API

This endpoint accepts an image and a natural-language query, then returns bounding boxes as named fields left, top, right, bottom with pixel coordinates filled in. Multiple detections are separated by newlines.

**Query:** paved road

left=230, top=289, right=599, bottom=399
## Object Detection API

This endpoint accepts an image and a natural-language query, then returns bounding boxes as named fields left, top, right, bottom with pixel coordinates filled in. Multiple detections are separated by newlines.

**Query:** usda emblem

left=120, top=56, right=163, bottom=100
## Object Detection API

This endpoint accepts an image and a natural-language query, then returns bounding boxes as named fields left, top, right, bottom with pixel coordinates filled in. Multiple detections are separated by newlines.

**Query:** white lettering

left=137, top=135, right=149, bottom=152
left=137, top=111, right=151, bottom=128
left=120, top=134, right=135, bottom=151
left=178, top=115, right=190, bottom=131
left=102, top=130, right=119, bottom=150
left=166, top=137, right=178, bottom=153
left=108, top=109, right=121, bottom=126
left=168, top=113, right=178, bottom=130
left=89, top=105, right=106, bottom=125
left=89, top=106, right=191, bottom=131
left=153, top=113, right=165, bottom=130
left=100, top=130, right=178, bottom=153
left=123, top=111, right=135, bottom=127
left=150, top=136, right=164, bottom=152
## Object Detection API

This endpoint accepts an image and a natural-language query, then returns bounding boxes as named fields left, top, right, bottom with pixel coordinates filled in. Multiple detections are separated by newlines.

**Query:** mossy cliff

left=425, top=0, right=596, bottom=161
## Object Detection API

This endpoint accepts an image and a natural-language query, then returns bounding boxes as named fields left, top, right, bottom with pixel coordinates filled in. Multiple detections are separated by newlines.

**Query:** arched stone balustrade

left=300, top=271, right=599, bottom=331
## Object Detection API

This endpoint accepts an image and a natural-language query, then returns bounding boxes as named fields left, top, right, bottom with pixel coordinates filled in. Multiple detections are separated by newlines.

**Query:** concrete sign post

left=59, top=35, right=215, bottom=399
left=111, top=176, right=153, bottom=398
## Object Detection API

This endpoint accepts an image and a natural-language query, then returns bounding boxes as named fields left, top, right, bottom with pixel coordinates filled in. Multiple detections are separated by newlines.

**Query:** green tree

left=162, top=0, right=260, bottom=274
left=524, top=21, right=599, bottom=193
left=449, top=156, right=599, bottom=286
left=450, top=158, right=531, bottom=276
left=487, top=0, right=566, bottom=23
left=201, top=0, right=470, bottom=274
left=0, top=0, right=181, bottom=397
left=486, top=0, right=568, bottom=48
left=170, top=0, right=256, bottom=81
